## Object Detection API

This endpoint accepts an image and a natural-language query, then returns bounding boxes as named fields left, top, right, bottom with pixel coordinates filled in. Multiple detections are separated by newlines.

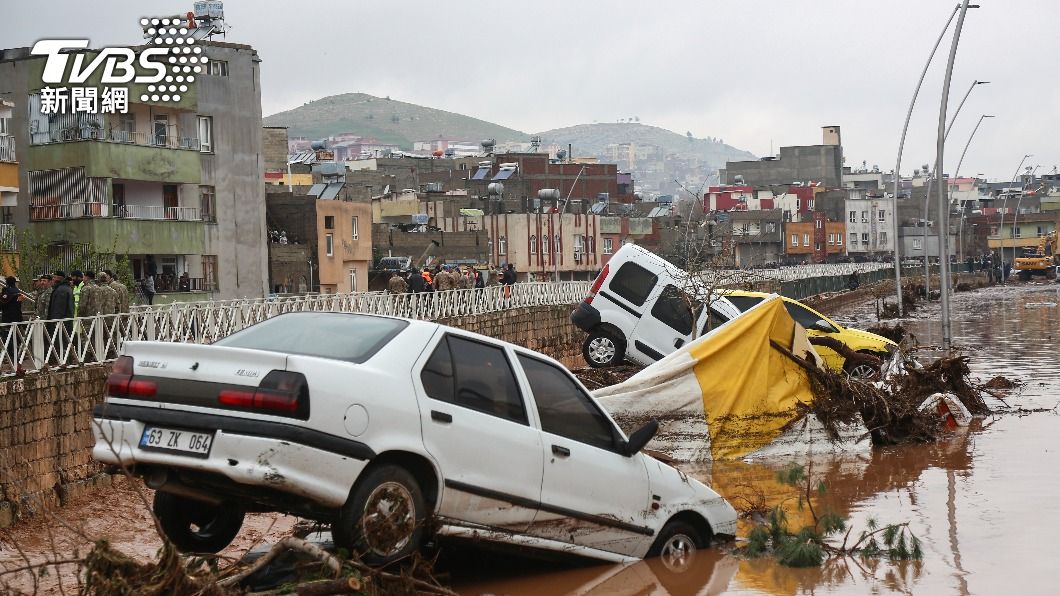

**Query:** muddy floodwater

left=455, top=283, right=1060, bottom=595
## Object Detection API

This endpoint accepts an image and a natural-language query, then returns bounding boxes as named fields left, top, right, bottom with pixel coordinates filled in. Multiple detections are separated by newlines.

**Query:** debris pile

left=802, top=354, right=990, bottom=446
left=571, top=365, right=640, bottom=390
left=983, top=375, right=1021, bottom=389
left=865, top=324, right=907, bottom=345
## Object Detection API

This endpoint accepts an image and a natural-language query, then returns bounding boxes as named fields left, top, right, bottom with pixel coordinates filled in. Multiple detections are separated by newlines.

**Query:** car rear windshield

left=726, top=295, right=765, bottom=312
left=214, top=312, right=408, bottom=364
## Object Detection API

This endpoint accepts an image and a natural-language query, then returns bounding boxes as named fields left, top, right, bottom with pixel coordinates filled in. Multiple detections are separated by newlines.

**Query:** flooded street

left=457, top=283, right=1060, bottom=595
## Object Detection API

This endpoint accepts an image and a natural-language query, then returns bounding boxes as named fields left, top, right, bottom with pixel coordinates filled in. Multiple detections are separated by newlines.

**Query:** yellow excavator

left=1014, top=231, right=1058, bottom=281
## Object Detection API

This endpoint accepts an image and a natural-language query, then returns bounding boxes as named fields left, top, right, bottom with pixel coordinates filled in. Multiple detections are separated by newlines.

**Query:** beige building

left=483, top=213, right=604, bottom=281
left=316, top=201, right=372, bottom=293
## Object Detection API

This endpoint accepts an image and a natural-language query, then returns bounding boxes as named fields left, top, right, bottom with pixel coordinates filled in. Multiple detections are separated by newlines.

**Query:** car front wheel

left=333, top=465, right=426, bottom=566
left=153, top=492, right=245, bottom=553
left=583, top=331, right=625, bottom=368
left=649, top=520, right=703, bottom=568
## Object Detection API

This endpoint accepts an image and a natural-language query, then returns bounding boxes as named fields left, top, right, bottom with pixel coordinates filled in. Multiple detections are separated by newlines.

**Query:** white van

left=570, top=244, right=743, bottom=367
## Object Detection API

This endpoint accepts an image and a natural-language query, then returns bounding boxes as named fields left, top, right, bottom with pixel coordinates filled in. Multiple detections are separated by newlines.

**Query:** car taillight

left=218, top=370, right=309, bottom=419
left=106, top=356, right=157, bottom=398
left=585, top=263, right=609, bottom=304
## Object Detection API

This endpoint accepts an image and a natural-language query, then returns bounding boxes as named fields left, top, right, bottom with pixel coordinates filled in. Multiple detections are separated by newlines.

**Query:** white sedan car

left=92, top=312, right=736, bottom=564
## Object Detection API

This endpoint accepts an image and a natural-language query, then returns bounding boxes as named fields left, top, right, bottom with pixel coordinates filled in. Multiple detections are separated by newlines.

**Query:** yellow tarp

left=692, top=297, right=819, bottom=459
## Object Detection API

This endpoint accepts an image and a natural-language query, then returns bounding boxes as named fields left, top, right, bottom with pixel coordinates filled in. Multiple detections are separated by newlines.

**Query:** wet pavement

left=455, top=282, right=1060, bottom=595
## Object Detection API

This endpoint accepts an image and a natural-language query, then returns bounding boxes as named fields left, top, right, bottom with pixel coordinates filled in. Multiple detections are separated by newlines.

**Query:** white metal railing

left=121, top=204, right=165, bottom=220
left=0, top=135, right=14, bottom=162
left=30, top=126, right=200, bottom=151
left=168, top=206, right=201, bottom=221
left=0, top=224, right=15, bottom=252
left=0, top=282, right=593, bottom=376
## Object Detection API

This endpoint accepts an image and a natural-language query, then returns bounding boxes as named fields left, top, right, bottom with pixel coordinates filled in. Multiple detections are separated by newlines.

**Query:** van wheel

left=583, top=331, right=625, bottom=368
left=333, top=465, right=426, bottom=566
left=153, top=492, right=244, bottom=554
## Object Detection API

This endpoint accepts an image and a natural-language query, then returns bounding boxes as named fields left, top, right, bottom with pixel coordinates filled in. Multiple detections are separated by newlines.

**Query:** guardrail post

left=30, top=321, right=45, bottom=370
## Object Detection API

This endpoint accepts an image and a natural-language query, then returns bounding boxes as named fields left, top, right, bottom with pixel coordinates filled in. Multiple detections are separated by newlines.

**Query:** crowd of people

left=386, top=263, right=517, bottom=294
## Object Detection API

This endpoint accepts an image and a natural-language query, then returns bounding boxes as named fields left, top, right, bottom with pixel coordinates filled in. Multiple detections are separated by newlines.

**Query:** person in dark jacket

left=47, top=272, right=74, bottom=320
left=406, top=268, right=426, bottom=293
left=0, top=277, right=23, bottom=324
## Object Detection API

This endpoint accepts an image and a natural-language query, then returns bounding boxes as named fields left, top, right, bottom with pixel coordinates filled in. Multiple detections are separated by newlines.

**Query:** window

left=197, top=116, right=213, bottom=153
left=199, top=185, right=216, bottom=222
left=784, top=302, right=834, bottom=332
left=326, top=233, right=334, bottom=256
left=808, top=199, right=815, bottom=210
left=207, top=60, right=229, bottom=76
left=541, top=235, right=549, bottom=254
left=1037, top=226, right=1044, bottom=237
left=727, top=295, right=765, bottom=312
left=849, top=210, right=856, bottom=223
left=702, top=305, right=732, bottom=335
left=791, top=234, right=799, bottom=247
left=651, top=285, right=694, bottom=335
left=878, top=209, right=886, bottom=222
left=587, top=236, right=595, bottom=254
left=815, top=219, right=823, bottom=229
left=603, top=238, right=613, bottom=254
left=767, top=222, right=776, bottom=233
left=837, top=234, right=843, bottom=246
left=518, top=355, right=616, bottom=450
left=913, top=238, right=923, bottom=250
left=815, top=242, right=821, bottom=251
left=862, top=233, right=869, bottom=243
left=0, top=117, right=7, bottom=135
left=803, top=233, right=810, bottom=246
left=1015, top=227, right=1022, bottom=238
left=421, top=335, right=528, bottom=424
left=351, top=216, right=359, bottom=240
left=828, top=233, right=835, bottom=245
left=879, top=231, right=887, bottom=244
left=529, top=235, right=537, bottom=254
left=861, top=211, right=868, bottom=223
left=609, top=262, right=657, bottom=307
left=324, top=215, right=335, bottom=230
left=498, top=235, right=507, bottom=255
left=349, top=269, right=357, bottom=292
left=574, top=234, right=584, bottom=255
left=217, top=313, right=407, bottom=364
left=554, top=235, right=561, bottom=254
left=850, top=232, right=857, bottom=245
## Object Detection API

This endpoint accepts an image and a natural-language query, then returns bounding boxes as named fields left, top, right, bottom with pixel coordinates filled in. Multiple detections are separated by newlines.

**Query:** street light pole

left=954, top=115, right=994, bottom=263
left=934, top=0, right=974, bottom=351
left=891, top=4, right=964, bottom=316
left=998, top=154, right=1031, bottom=285
left=922, top=80, right=988, bottom=300
left=1011, top=167, right=1042, bottom=263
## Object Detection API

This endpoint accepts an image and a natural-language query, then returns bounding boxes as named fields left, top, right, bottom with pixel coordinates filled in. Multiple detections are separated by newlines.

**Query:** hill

left=536, top=123, right=755, bottom=170
left=262, top=93, right=528, bottom=147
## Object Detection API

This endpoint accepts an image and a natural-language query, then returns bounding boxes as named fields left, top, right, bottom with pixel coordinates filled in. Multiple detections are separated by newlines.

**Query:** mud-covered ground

left=2, top=281, right=1058, bottom=595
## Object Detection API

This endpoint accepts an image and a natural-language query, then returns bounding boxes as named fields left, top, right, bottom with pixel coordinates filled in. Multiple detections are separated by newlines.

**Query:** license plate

left=139, top=426, right=214, bottom=458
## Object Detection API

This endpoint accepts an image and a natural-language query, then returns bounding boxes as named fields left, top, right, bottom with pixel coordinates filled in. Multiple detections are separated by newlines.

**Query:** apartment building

left=845, top=192, right=894, bottom=255
left=0, top=41, right=267, bottom=299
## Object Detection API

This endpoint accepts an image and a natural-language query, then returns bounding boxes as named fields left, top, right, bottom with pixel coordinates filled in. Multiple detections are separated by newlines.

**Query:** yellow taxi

left=722, top=290, right=897, bottom=377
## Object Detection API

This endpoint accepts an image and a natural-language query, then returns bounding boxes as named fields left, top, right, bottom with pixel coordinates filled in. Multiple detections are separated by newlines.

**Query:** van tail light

left=585, top=263, right=610, bottom=304
left=107, top=356, right=157, bottom=398
left=218, top=371, right=310, bottom=419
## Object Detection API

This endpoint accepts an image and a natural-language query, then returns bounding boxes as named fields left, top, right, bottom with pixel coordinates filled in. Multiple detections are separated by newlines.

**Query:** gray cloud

left=2, top=0, right=1056, bottom=179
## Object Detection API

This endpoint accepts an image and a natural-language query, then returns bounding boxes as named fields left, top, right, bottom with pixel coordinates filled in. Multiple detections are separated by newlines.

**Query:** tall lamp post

left=953, top=115, right=994, bottom=264
left=922, top=80, right=989, bottom=298
left=1011, top=165, right=1042, bottom=262
left=934, top=0, right=974, bottom=352
left=891, top=4, right=971, bottom=316
left=998, top=154, right=1032, bottom=285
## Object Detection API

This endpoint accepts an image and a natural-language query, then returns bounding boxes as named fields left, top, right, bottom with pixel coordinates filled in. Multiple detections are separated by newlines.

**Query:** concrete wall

left=722, top=145, right=842, bottom=187
left=439, top=304, right=583, bottom=368
left=263, top=127, right=289, bottom=172
left=199, top=43, right=268, bottom=300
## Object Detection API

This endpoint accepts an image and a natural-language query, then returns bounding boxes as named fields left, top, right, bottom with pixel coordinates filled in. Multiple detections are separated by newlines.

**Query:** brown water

left=455, top=282, right=1060, bottom=595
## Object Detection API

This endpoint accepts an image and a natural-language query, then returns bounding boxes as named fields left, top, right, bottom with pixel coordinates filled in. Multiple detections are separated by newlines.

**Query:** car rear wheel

left=333, top=465, right=426, bottom=566
left=153, top=492, right=245, bottom=554
left=583, top=331, right=625, bottom=368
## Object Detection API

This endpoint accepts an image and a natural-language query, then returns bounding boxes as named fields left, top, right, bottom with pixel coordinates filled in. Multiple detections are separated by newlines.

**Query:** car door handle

left=674, top=338, right=685, bottom=348
left=431, top=410, right=452, bottom=423
left=552, top=444, right=571, bottom=457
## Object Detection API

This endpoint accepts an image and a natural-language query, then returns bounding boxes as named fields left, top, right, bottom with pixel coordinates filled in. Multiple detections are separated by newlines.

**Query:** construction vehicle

left=1014, top=231, right=1058, bottom=281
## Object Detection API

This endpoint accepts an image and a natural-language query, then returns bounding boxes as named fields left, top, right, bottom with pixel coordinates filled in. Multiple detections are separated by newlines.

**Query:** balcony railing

left=117, top=205, right=202, bottom=221
left=0, top=136, right=14, bottom=162
left=30, top=127, right=200, bottom=151
left=0, top=224, right=15, bottom=252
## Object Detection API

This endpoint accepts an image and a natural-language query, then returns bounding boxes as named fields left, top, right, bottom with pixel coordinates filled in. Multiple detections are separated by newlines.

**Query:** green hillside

left=536, top=122, right=755, bottom=168
left=263, top=93, right=528, bottom=147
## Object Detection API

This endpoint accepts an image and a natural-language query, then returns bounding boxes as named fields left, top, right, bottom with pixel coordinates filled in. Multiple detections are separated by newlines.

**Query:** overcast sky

left=3, top=0, right=1056, bottom=180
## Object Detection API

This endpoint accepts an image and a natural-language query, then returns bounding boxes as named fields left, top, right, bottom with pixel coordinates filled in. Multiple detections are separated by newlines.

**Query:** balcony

left=118, top=205, right=203, bottom=221
left=31, top=126, right=200, bottom=151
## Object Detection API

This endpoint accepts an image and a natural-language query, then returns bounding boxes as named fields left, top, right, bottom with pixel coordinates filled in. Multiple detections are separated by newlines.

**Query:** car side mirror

left=812, top=319, right=835, bottom=333
left=622, top=420, right=659, bottom=457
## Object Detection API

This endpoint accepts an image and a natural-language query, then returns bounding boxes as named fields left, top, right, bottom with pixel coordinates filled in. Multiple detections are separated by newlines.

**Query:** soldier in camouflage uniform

left=35, top=275, right=53, bottom=320
left=96, top=275, right=118, bottom=315
left=77, top=271, right=104, bottom=317
left=104, top=270, right=130, bottom=313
